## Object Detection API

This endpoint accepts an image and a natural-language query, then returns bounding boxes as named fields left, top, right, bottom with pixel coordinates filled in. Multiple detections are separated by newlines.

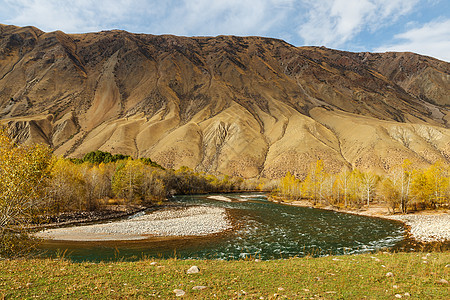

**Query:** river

left=39, top=193, right=406, bottom=262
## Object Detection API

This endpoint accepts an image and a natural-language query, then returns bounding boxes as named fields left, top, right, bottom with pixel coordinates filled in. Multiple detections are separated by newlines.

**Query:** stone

left=386, top=272, right=394, bottom=277
left=436, top=279, right=448, bottom=285
left=404, top=292, right=411, bottom=297
left=395, top=294, right=402, bottom=298
left=150, top=262, right=157, bottom=265
left=173, top=289, right=185, bottom=297
left=278, top=287, right=285, bottom=291
left=192, top=286, right=207, bottom=290
left=186, top=266, right=200, bottom=274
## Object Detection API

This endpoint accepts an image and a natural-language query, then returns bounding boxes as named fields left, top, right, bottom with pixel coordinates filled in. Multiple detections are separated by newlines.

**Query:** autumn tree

left=47, top=157, right=85, bottom=212
left=302, top=160, right=327, bottom=204
left=379, top=177, right=400, bottom=213
left=279, top=172, right=302, bottom=200
left=359, top=171, right=378, bottom=207
left=410, top=162, right=448, bottom=209
left=0, top=128, right=52, bottom=257
left=111, top=159, right=146, bottom=202
left=390, top=159, right=412, bottom=213
left=426, top=161, right=448, bottom=208
left=336, top=169, right=352, bottom=207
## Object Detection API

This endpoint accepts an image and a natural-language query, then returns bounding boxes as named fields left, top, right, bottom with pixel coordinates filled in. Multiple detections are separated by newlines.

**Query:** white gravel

left=386, top=214, right=450, bottom=243
left=36, top=206, right=232, bottom=241
left=207, top=195, right=233, bottom=202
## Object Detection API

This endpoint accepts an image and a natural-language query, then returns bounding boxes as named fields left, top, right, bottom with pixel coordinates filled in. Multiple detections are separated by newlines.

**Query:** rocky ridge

left=1, top=24, right=449, bottom=178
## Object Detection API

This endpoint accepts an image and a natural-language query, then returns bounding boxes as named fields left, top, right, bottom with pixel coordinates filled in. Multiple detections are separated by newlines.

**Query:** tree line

left=2, top=124, right=449, bottom=257
left=0, top=129, right=255, bottom=257
left=276, top=159, right=450, bottom=213
left=47, top=156, right=251, bottom=213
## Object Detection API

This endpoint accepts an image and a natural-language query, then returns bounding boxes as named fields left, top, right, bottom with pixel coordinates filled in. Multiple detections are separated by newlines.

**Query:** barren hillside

left=1, top=24, right=449, bottom=178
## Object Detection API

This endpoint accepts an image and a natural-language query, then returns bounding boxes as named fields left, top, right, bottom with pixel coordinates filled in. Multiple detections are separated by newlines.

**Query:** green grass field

left=1, top=252, right=449, bottom=299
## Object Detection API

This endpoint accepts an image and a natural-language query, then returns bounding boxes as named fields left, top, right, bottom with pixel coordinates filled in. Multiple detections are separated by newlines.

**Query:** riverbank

left=35, top=206, right=232, bottom=241
left=1, top=252, right=449, bottom=299
left=29, top=205, right=147, bottom=229
left=277, top=199, right=450, bottom=244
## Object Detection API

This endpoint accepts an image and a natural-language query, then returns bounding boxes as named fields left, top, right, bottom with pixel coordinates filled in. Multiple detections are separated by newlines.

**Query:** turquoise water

left=39, top=193, right=406, bottom=262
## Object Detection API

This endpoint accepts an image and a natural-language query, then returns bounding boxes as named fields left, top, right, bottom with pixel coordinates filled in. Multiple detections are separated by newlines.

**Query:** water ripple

left=40, top=193, right=406, bottom=262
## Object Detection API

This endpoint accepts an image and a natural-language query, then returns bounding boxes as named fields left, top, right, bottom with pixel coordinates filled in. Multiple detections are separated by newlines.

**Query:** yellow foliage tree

left=111, top=159, right=145, bottom=202
left=302, top=160, right=327, bottom=204
left=48, top=157, right=86, bottom=212
left=279, top=171, right=302, bottom=200
left=411, top=161, right=449, bottom=209
left=0, top=128, right=52, bottom=257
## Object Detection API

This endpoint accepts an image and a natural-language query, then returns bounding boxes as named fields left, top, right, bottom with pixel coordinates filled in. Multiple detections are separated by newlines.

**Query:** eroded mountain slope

left=1, top=24, right=449, bottom=178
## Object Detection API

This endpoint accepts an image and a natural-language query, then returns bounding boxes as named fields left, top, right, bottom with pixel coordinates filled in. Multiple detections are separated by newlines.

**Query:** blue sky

left=1, top=0, right=449, bottom=61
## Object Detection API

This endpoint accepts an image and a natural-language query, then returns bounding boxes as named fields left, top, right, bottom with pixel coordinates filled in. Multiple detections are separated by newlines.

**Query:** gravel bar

left=387, top=214, right=450, bottom=243
left=36, top=206, right=232, bottom=241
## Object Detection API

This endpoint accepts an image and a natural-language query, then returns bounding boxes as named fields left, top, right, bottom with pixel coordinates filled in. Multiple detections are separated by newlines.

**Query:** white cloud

left=1, top=0, right=294, bottom=37
left=1, top=0, right=448, bottom=62
left=297, top=0, right=419, bottom=47
left=2, top=0, right=161, bottom=33
left=375, top=19, right=450, bottom=62
left=149, top=0, right=294, bottom=37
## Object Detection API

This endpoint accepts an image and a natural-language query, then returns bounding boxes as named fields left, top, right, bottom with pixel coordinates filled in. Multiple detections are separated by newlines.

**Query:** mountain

left=1, top=24, right=449, bottom=178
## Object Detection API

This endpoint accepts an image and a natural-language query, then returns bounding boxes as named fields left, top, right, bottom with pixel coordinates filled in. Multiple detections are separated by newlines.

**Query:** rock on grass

left=187, top=266, right=200, bottom=274
left=173, top=289, right=185, bottom=297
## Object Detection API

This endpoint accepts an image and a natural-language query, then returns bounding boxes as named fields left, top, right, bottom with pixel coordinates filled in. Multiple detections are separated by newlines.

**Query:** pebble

left=186, top=266, right=200, bottom=274
left=386, top=214, right=450, bottom=243
left=192, top=286, right=207, bottom=290
left=36, top=206, right=232, bottom=241
left=436, top=279, right=448, bottom=285
left=395, top=294, right=402, bottom=298
left=386, top=272, right=394, bottom=277
left=173, top=289, right=185, bottom=297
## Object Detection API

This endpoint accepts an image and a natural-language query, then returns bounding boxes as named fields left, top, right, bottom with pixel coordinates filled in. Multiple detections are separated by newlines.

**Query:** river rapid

left=39, top=193, right=406, bottom=262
